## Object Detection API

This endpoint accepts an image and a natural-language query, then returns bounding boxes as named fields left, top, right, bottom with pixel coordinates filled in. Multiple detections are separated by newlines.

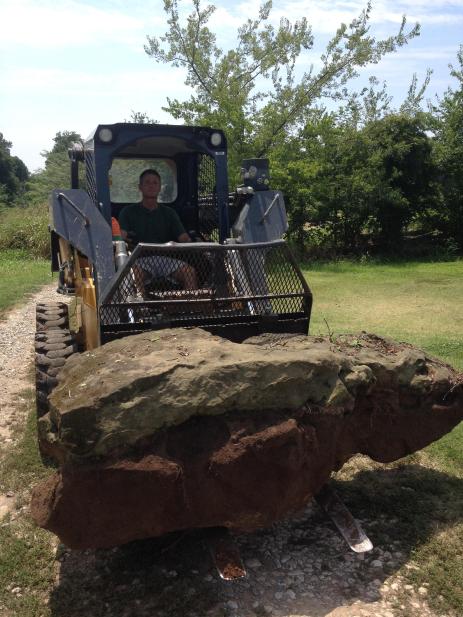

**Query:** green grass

left=0, top=393, right=53, bottom=493
left=302, top=259, right=463, bottom=616
left=303, top=259, right=463, bottom=370
left=0, top=250, right=52, bottom=316
left=0, top=394, right=56, bottom=617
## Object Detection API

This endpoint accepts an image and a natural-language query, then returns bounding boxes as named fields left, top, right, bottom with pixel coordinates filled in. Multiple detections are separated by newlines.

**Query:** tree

left=125, top=110, right=158, bottom=124
left=336, top=76, right=393, bottom=129
left=145, top=0, right=419, bottom=177
left=26, top=130, right=83, bottom=205
left=269, top=110, right=437, bottom=256
left=432, top=46, right=463, bottom=250
left=268, top=111, right=381, bottom=256
left=363, top=114, right=436, bottom=249
left=0, top=133, right=29, bottom=204
left=49, top=131, right=81, bottom=154
left=399, top=69, right=432, bottom=117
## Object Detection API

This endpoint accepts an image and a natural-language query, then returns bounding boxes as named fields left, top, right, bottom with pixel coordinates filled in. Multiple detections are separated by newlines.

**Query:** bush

left=286, top=223, right=340, bottom=260
left=0, top=203, right=50, bottom=259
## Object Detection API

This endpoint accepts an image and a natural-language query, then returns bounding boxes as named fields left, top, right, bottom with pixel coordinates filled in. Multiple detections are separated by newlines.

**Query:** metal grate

left=85, top=151, right=98, bottom=207
left=197, top=154, right=219, bottom=240
left=100, top=241, right=312, bottom=342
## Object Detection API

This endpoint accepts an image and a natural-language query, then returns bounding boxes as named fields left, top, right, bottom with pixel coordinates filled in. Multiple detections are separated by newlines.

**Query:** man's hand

left=125, top=231, right=137, bottom=252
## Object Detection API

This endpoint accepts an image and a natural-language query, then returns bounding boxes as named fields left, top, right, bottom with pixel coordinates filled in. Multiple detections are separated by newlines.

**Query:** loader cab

left=70, top=123, right=230, bottom=243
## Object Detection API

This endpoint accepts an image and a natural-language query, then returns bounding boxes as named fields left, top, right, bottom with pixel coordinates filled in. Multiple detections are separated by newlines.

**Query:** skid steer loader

left=36, top=123, right=312, bottom=413
left=35, top=123, right=372, bottom=579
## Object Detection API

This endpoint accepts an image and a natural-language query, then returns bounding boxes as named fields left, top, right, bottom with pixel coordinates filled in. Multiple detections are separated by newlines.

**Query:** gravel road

left=0, top=283, right=61, bottom=444
left=0, top=284, right=443, bottom=617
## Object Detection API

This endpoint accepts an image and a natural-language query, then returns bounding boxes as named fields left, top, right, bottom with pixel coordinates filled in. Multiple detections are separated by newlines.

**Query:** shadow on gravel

left=334, top=463, right=463, bottom=552
left=49, top=464, right=463, bottom=617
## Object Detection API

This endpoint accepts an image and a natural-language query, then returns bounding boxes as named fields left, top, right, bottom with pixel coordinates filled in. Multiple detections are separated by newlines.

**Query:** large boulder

left=31, top=329, right=463, bottom=549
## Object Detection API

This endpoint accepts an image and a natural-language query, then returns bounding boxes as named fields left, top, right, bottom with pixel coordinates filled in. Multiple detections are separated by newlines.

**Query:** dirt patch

left=0, top=493, right=15, bottom=519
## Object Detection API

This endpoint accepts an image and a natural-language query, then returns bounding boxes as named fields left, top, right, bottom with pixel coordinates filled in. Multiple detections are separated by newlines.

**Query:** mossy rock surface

left=40, top=328, right=460, bottom=464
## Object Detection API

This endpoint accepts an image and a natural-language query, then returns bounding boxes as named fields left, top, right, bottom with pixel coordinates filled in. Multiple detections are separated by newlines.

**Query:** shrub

left=0, top=203, right=49, bottom=259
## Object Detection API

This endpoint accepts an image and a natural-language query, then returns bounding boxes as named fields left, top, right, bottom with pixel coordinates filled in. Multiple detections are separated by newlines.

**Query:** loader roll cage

left=52, top=122, right=312, bottom=346
left=72, top=123, right=230, bottom=243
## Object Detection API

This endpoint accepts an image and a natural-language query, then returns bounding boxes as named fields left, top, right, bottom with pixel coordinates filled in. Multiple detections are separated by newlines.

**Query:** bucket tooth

left=315, top=485, right=373, bottom=554
left=205, top=528, right=247, bottom=581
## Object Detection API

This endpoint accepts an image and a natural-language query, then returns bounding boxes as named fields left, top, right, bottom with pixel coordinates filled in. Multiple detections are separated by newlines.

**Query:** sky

left=1, top=0, right=462, bottom=172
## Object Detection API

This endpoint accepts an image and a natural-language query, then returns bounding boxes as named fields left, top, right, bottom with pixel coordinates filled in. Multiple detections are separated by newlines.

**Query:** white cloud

left=267, top=0, right=463, bottom=32
left=2, top=62, right=190, bottom=170
left=0, top=0, right=163, bottom=50
left=2, top=65, right=188, bottom=97
left=208, top=5, right=242, bottom=29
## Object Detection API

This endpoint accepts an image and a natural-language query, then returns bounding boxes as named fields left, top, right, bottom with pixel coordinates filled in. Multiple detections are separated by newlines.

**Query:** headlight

left=210, top=132, right=222, bottom=147
left=98, top=127, right=113, bottom=143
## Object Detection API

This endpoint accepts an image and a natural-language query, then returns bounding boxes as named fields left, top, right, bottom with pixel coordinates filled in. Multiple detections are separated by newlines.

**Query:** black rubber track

left=35, top=302, right=78, bottom=419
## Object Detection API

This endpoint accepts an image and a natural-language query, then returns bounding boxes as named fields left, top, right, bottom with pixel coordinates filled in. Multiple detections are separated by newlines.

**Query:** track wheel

left=34, top=303, right=78, bottom=418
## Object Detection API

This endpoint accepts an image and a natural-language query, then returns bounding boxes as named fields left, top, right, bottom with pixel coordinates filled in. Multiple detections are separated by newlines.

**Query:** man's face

left=139, top=173, right=161, bottom=199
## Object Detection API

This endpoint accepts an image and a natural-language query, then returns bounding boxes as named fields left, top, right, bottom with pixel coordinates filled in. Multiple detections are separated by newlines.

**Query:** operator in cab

left=119, top=169, right=198, bottom=290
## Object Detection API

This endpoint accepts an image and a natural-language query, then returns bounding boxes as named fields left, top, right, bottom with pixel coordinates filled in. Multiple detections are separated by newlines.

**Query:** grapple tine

left=315, top=485, right=373, bottom=554
left=205, top=528, right=247, bottom=581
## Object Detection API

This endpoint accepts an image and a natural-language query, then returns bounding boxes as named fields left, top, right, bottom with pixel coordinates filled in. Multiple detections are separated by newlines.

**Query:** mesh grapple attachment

left=100, top=241, right=312, bottom=343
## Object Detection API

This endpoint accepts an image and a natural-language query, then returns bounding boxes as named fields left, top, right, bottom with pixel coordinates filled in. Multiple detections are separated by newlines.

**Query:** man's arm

left=118, top=207, right=137, bottom=249
left=177, top=231, right=192, bottom=243
left=167, top=207, right=191, bottom=242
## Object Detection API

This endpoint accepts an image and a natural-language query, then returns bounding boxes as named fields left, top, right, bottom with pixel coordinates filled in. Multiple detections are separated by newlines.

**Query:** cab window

left=109, top=158, right=177, bottom=203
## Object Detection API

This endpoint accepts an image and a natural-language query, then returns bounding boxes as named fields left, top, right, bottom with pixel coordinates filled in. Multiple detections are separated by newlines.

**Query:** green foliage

left=336, top=75, right=393, bottom=128
left=270, top=112, right=437, bottom=257
left=0, top=133, right=29, bottom=205
left=0, top=131, right=81, bottom=263
left=143, top=0, right=463, bottom=259
left=145, top=0, right=419, bottom=179
left=125, top=110, right=158, bottom=124
left=0, top=204, right=50, bottom=259
left=432, top=45, right=463, bottom=251
left=399, top=69, right=432, bottom=117
left=26, top=130, right=83, bottom=206
left=363, top=114, right=437, bottom=249
left=50, top=130, right=81, bottom=154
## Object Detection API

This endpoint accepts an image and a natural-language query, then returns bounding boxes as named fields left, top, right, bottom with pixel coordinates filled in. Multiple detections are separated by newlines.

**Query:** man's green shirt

left=119, top=203, right=186, bottom=244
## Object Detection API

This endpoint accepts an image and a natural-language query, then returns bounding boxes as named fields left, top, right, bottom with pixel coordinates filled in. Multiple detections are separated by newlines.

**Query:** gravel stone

left=419, top=586, right=429, bottom=596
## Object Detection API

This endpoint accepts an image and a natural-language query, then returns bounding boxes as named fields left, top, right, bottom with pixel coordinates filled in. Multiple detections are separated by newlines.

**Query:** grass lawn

left=304, top=259, right=463, bottom=371
left=302, top=259, right=463, bottom=616
left=0, top=250, right=52, bottom=317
